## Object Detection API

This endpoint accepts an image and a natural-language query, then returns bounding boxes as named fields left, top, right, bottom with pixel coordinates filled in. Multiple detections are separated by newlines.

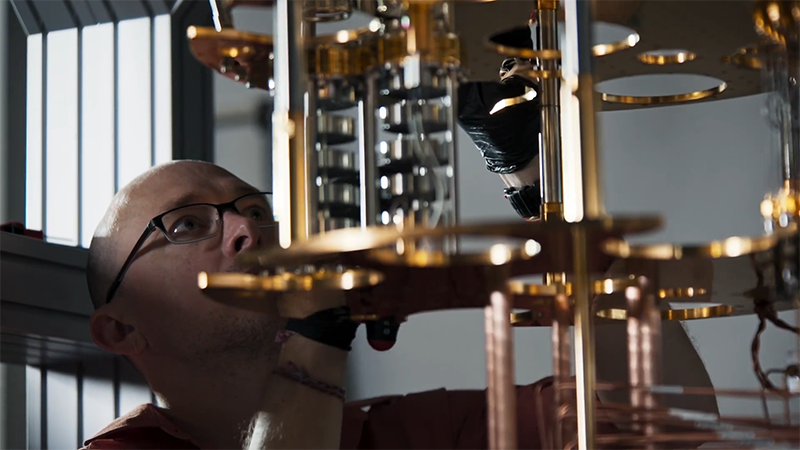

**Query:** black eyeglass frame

left=104, top=191, right=275, bottom=304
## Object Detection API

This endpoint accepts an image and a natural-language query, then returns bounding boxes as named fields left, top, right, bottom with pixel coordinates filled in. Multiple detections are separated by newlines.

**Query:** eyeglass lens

left=161, top=193, right=274, bottom=243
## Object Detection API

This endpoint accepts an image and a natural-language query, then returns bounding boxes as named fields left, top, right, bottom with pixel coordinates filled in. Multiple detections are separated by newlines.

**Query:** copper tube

left=484, top=304, right=498, bottom=450
left=491, top=290, right=517, bottom=449
left=570, top=226, right=597, bottom=449
left=625, top=283, right=643, bottom=432
left=552, top=292, right=571, bottom=450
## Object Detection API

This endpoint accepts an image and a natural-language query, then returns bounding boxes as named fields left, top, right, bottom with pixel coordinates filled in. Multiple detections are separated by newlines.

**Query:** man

left=82, top=61, right=716, bottom=449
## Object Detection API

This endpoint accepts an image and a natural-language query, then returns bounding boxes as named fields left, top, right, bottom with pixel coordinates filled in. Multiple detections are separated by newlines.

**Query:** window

left=25, top=16, right=173, bottom=248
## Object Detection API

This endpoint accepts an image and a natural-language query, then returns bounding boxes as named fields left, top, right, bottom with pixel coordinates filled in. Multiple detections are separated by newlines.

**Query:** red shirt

left=82, top=378, right=559, bottom=449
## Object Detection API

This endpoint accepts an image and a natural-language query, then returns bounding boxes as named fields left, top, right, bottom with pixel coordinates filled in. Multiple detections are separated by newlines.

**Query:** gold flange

left=366, top=242, right=534, bottom=268
left=637, top=49, right=696, bottom=65
left=186, top=26, right=274, bottom=90
left=602, top=223, right=798, bottom=259
left=599, top=80, right=728, bottom=105
left=377, top=31, right=462, bottom=68
left=507, top=276, right=639, bottom=297
left=238, top=216, right=663, bottom=270
left=486, top=25, right=638, bottom=60
left=198, top=268, right=385, bottom=294
left=596, top=304, right=737, bottom=321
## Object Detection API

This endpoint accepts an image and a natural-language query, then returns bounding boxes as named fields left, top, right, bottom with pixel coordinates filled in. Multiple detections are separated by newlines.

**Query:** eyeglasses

left=104, top=191, right=275, bottom=304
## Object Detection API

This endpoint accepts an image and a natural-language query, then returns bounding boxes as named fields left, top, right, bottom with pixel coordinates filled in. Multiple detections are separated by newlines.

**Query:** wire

left=407, top=99, right=447, bottom=230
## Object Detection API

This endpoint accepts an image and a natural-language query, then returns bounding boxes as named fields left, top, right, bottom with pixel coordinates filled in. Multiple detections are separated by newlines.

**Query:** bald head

left=86, top=160, right=259, bottom=309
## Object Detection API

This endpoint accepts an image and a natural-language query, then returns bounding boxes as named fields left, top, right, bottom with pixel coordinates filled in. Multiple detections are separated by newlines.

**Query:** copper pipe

left=552, top=292, right=571, bottom=450
left=491, top=290, right=517, bottom=449
left=625, top=283, right=643, bottom=433
left=485, top=303, right=498, bottom=450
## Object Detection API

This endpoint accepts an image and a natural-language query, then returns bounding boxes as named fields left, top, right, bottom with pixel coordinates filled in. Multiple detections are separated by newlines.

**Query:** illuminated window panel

left=25, top=34, right=43, bottom=231
left=153, top=15, right=173, bottom=166
left=45, top=28, right=79, bottom=246
left=116, top=18, right=153, bottom=189
left=80, top=24, right=116, bottom=248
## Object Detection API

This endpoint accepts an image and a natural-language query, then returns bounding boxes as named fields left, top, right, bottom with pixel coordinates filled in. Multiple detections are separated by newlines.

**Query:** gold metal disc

left=187, top=26, right=274, bottom=90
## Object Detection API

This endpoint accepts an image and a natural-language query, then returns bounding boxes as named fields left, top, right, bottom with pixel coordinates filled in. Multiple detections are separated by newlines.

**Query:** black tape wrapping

left=505, top=182, right=542, bottom=219
left=457, top=78, right=541, bottom=174
left=284, top=306, right=360, bottom=351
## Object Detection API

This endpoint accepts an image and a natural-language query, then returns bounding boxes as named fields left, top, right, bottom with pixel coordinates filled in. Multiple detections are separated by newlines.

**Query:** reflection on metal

left=190, top=1, right=800, bottom=449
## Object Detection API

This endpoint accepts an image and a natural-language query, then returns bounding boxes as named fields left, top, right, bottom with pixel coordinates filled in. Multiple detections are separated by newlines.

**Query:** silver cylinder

left=536, top=7, right=564, bottom=208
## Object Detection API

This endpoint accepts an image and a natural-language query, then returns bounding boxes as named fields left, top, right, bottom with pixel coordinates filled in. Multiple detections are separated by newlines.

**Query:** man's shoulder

left=82, top=403, right=197, bottom=450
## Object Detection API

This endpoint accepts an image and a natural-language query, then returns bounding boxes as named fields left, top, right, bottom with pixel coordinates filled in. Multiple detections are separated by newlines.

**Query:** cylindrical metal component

left=381, top=169, right=436, bottom=198
left=536, top=5, right=565, bottom=214
left=317, top=146, right=357, bottom=172
left=485, top=303, right=498, bottom=450
left=360, top=75, right=379, bottom=227
left=318, top=114, right=357, bottom=145
left=626, top=277, right=662, bottom=448
left=486, top=290, right=517, bottom=450
left=380, top=101, right=448, bottom=134
left=273, top=0, right=311, bottom=247
left=318, top=183, right=360, bottom=206
left=552, top=291, right=571, bottom=450
left=317, top=78, right=359, bottom=112
left=445, top=70, right=459, bottom=230
left=570, top=226, right=597, bottom=450
left=303, top=0, right=352, bottom=22
left=570, top=0, right=606, bottom=218
left=377, top=136, right=446, bottom=168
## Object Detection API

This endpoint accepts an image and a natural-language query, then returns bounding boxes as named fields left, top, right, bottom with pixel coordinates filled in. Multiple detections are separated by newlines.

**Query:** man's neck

left=144, top=336, right=350, bottom=450
left=147, top=356, right=275, bottom=450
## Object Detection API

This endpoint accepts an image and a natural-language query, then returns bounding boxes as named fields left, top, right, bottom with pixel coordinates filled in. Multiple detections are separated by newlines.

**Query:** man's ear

left=89, top=307, right=147, bottom=356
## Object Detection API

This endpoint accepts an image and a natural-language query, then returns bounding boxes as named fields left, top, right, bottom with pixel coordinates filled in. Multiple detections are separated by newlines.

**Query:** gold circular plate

left=187, top=26, right=274, bottom=90
left=199, top=267, right=384, bottom=295
left=599, top=76, right=727, bottom=105
left=508, top=276, right=639, bottom=297
left=239, top=216, right=662, bottom=269
left=637, top=49, right=697, bottom=65
left=602, top=223, right=798, bottom=260
left=596, top=304, right=737, bottom=321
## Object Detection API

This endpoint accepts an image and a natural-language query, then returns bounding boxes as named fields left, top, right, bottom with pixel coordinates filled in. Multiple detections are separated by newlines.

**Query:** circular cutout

left=596, top=303, right=736, bottom=321
left=596, top=74, right=727, bottom=105
left=637, top=49, right=696, bottom=65
left=559, top=22, right=640, bottom=57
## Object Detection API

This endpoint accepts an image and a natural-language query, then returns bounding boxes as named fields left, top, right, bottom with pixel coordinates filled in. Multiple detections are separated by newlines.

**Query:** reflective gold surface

left=508, top=276, right=638, bottom=297
left=637, top=49, right=696, bottom=65
left=596, top=304, right=736, bottom=321
left=599, top=80, right=727, bottom=105
left=602, top=223, right=798, bottom=259
left=199, top=268, right=384, bottom=294
left=186, top=26, right=274, bottom=90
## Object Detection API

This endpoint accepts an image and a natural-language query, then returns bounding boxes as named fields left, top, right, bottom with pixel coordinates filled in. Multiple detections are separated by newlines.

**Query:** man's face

left=113, top=163, right=282, bottom=368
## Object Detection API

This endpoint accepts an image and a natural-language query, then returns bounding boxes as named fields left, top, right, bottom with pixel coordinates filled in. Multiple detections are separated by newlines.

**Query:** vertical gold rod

left=570, top=0, right=605, bottom=218
left=535, top=0, right=564, bottom=220
left=273, top=0, right=311, bottom=248
left=571, top=226, right=596, bottom=450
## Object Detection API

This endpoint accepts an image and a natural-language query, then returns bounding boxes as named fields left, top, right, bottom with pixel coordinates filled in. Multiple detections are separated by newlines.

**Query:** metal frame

left=171, top=0, right=215, bottom=162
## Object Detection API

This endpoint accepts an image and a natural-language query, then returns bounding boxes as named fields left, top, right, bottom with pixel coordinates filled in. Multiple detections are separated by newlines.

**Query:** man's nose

left=220, top=210, right=263, bottom=257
